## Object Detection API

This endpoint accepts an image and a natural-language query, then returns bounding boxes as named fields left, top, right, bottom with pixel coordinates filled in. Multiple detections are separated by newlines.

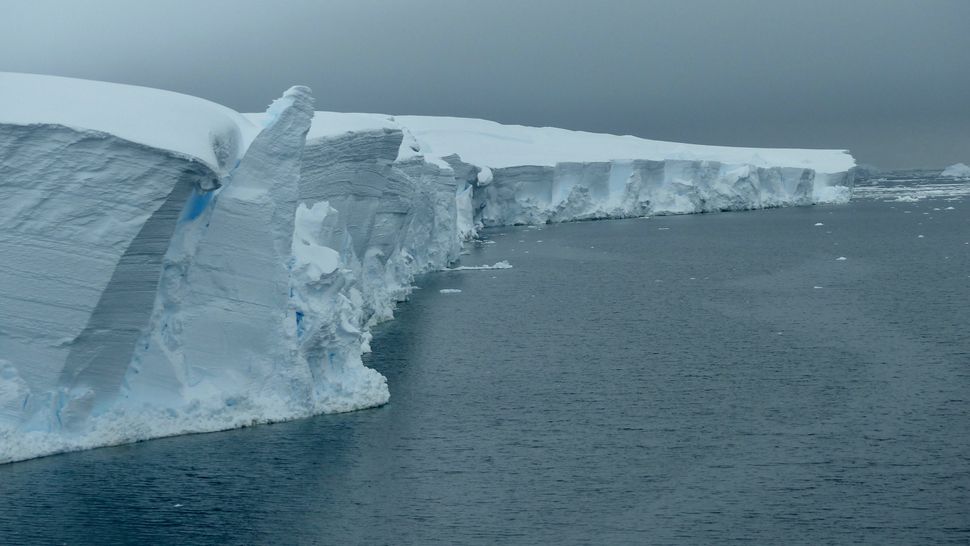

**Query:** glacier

left=0, top=73, right=855, bottom=463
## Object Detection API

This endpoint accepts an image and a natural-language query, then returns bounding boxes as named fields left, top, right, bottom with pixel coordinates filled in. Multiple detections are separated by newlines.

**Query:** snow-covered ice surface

left=0, top=73, right=856, bottom=463
left=393, top=115, right=854, bottom=172
left=0, top=72, right=260, bottom=175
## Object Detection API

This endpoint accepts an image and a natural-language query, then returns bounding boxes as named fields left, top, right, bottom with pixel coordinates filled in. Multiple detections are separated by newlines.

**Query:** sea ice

left=445, top=261, right=513, bottom=271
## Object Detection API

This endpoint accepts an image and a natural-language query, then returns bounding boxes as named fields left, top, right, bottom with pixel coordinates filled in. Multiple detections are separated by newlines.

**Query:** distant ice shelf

left=0, top=72, right=856, bottom=463
left=941, top=163, right=970, bottom=178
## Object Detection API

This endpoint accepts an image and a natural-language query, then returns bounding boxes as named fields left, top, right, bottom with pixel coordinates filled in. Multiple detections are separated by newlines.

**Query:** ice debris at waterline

left=444, top=261, right=513, bottom=271
left=0, top=72, right=856, bottom=463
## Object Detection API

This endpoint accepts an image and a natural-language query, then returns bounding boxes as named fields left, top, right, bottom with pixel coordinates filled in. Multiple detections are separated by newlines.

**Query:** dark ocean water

left=1, top=174, right=968, bottom=544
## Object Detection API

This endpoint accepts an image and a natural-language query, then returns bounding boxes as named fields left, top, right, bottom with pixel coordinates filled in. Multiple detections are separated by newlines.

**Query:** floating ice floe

left=444, top=261, right=513, bottom=271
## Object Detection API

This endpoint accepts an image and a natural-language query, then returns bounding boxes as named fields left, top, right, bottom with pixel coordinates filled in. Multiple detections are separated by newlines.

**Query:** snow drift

left=0, top=73, right=855, bottom=463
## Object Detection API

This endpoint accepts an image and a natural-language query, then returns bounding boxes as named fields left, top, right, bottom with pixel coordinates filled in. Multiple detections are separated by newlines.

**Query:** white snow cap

left=392, top=115, right=856, bottom=174
left=0, top=72, right=261, bottom=173
left=284, top=110, right=854, bottom=174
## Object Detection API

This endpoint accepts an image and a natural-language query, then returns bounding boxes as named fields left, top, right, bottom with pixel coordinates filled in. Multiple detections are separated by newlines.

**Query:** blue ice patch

left=182, top=189, right=214, bottom=221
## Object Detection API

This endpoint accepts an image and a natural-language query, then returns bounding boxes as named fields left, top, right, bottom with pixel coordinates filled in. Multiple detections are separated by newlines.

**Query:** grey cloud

left=2, top=0, right=968, bottom=168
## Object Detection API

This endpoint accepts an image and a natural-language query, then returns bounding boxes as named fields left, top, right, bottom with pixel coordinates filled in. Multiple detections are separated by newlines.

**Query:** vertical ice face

left=813, top=170, right=857, bottom=204
left=0, top=123, right=223, bottom=432
left=469, top=159, right=827, bottom=226
left=56, top=168, right=202, bottom=428
left=389, top=114, right=855, bottom=225
left=289, top=128, right=407, bottom=413
left=285, top=125, right=464, bottom=414
left=0, top=84, right=324, bottom=462
left=125, top=86, right=316, bottom=418
left=289, top=200, right=390, bottom=413
left=0, top=74, right=858, bottom=464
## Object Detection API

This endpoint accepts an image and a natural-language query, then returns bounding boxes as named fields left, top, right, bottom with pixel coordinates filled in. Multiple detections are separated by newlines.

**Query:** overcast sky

left=3, top=0, right=968, bottom=169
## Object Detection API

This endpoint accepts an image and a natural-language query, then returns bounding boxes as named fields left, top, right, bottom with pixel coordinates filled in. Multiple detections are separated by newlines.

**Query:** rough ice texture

left=468, top=160, right=838, bottom=226
left=0, top=84, right=320, bottom=462
left=941, top=163, right=970, bottom=178
left=0, top=73, right=855, bottom=463
left=386, top=117, right=854, bottom=226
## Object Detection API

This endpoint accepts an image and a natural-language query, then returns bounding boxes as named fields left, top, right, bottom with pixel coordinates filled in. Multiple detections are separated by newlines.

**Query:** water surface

left=1, top=174, right=968, bottom=544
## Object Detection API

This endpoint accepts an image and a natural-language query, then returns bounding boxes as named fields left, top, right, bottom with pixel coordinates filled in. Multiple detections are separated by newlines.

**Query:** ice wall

left=468, top=160, right=850, bottom=226
left=285, top=125, right=462, bottom=415
left=0, top=124, right=221, bottom=434
left=0, top=83, right=323, bottom=462
left=391, top=115, right=855, bottom=227
left=0, top=74, right=855, bottom=463
left=123, top=86, right=316, bottom=423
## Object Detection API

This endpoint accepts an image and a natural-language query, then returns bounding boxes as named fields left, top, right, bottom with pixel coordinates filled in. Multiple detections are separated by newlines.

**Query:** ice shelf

left=0, top=73, right=856, bottom=463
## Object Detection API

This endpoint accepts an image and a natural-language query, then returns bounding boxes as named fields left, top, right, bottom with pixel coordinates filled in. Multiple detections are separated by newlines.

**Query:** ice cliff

left=0, top=73, right=855, bottom=463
